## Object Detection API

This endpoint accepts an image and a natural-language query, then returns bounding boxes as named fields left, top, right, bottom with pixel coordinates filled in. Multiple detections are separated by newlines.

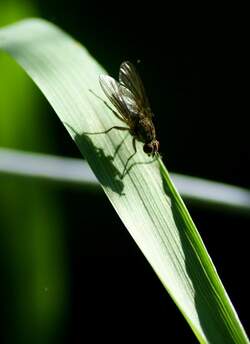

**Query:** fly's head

left=143, top=139, right=160, bottom=157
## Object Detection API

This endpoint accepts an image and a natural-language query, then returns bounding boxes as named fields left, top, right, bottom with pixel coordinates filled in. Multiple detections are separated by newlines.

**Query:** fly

left=91, top=61, right=160, bottom=160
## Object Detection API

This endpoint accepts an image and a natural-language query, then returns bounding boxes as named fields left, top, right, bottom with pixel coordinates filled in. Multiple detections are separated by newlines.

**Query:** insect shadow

left=72, top=118, right=158, bottom=178
left=64, top=123, right=125, bottom=195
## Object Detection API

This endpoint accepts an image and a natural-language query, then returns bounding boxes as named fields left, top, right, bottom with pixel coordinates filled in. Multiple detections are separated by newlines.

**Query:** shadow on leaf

left=64, top=123, right=124, bottom=195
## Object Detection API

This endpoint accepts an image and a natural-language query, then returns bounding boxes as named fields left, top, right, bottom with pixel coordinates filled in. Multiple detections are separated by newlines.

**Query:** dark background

left=0, top=1, right=249, bottom=343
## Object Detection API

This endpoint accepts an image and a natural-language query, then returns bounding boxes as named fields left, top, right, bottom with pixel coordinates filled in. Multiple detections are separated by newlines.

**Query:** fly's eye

left=143, top=143, right=153, bottom=155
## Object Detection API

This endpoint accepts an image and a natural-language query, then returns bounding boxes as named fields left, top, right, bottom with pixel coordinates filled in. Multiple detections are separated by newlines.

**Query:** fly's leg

left=83, top=126, right=129, bottom=135
left=122, top=137, right=137, bottom=178
left=64, top=121, right=129, bottom=136
left=132, top=137, right=137, bottom=155
left=113, top=132, right=130, bottom=158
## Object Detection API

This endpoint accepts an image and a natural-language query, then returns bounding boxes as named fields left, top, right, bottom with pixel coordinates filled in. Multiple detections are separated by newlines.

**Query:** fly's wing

left=119, top=61, right=153, bottom=117
left=119, top=84, right=141, bottom=115
left=99, top=75, right=131, bottom=121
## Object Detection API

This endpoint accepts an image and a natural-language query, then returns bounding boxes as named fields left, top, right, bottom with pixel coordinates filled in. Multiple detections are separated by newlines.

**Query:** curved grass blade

left=0, top=19, right=248, bottom=343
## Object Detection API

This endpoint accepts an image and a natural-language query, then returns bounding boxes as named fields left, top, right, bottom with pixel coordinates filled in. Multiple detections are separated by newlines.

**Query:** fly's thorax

left=134, top=117, right=156, bottom=143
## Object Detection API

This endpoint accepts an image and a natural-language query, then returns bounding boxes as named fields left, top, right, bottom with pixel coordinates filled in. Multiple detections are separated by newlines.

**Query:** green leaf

left=0, top=19, right=248, bottom=343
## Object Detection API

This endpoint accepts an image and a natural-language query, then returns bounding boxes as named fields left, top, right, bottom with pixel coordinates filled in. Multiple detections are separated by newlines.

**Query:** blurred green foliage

left=0, top=2, right=68, bottom=343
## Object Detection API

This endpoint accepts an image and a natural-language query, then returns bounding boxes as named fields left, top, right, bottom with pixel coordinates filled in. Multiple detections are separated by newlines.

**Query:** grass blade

left=0, top=19, right=248, bottom=343
left=1, top=147, right=250, bottom=214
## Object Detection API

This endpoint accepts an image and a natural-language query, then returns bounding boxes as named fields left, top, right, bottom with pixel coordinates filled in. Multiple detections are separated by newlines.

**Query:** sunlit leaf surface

left=0, top=19, right=248, bottom=343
